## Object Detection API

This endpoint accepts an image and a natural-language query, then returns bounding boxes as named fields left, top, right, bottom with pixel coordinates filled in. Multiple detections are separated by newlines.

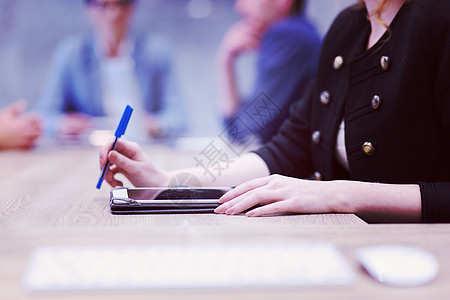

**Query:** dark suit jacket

left=255, top=0, right=450, bottom=222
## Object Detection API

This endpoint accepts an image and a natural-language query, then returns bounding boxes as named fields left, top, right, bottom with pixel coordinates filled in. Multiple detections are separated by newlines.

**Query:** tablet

left=110, top=187, right=233, bottom=214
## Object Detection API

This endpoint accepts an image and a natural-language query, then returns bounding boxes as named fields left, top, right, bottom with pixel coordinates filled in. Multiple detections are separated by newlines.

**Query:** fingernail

left=218, top=195, right=227, bottom=204
left=224, top=208, right=234, bottom=215
left=215, top=204, right=227, bottom=214
left=109, top=151, right=116, bottom=161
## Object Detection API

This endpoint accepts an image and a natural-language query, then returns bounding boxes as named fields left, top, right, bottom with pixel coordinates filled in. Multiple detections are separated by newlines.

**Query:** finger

left=22, top=117, right=43, bottom=136
left=26, top=134, right=39, bottom=145
left=108, top=150, right=139, bottom=175
left=109, top=165, right=124, bottom=187
left=22, top=111, right=43, bottom=125
left=215, top=187, right=264, bottom=213
left=99, top=137, right=116, bottom=168
left=104, top=165, right=123, bottom=188
left=109, top=164, right=119, bottom=174
left=3, top=100, right=27, bottom=116
left=25, top=124, right=42, bottom=136
left=22, top=134, right=40, bottom=149
left=216, top=191, right=251, bottom=213
left=215, top=194, right=246, bottom=213
left=104, top=176, right=123, bottom=188
left=100, top=138, right=142, bottom=170
left=113, top=139, right=143, bottom=160
left=225, top=188, right=280, bottom=215
left=108, top=164, right=129, bottom=180
left=246, top=200, right=294, bottom=217
left=99, top=152, right=108, bottom=170
left=216, top=188, right=277, bottom=215
left=219, top=176, right=270, bottom=203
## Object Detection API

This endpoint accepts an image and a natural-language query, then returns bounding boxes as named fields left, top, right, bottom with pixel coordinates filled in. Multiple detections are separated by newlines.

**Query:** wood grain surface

left=1, top=146, right=449, bottom=300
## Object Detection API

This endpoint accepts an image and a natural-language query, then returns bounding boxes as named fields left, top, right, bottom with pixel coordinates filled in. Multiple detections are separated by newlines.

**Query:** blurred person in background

left=217, top=0, right=321, bottom=144
left=37, top=0, right=185, bottom=142
left=0, top=101, right=42, bottom=150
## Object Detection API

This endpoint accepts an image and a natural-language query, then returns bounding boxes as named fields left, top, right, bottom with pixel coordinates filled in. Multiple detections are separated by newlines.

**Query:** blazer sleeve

left=419, top=182, right=450, bottom=223
left=417, top=0, right=450, bottom=223
left=253, top=83, right=314, bottom=179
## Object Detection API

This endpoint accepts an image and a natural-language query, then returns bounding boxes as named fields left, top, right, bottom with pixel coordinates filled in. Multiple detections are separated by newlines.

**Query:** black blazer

left=255, top=0, right=450, bottom=222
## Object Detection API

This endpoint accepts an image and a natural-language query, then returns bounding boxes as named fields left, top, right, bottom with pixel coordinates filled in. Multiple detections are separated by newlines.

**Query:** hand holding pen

left=96, top=105, right=133, bottom=189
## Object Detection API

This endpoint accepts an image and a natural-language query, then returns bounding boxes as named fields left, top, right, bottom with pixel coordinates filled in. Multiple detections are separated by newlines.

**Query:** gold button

left=312, top=131, right=321, bottom=145
left=380, top=56, right=390, bottom=71
left=333, top=56, right=344, bottom=70
left=362, top=142, right=375, bottom=155
left=314, top=171, right=322, bottom=181
left=371, top=95, right=382, bottom=110
left=320, top=91, right=331, bottom=105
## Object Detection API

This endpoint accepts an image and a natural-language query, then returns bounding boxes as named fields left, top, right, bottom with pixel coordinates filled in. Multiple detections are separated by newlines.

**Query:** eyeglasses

left=89, top=0, right=134, bottom=10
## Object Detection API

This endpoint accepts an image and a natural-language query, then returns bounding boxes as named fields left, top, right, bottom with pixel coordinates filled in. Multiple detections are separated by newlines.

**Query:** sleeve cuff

left=419, top=182, right=450, bottom=223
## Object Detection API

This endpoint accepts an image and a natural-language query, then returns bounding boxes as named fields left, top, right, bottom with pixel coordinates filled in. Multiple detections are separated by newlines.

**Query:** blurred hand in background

left=0, top=101, right=43, bottom=150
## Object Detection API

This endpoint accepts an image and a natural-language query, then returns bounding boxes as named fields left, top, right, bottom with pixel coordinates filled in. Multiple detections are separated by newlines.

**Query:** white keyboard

left=24, top=242, right=355, bottom=291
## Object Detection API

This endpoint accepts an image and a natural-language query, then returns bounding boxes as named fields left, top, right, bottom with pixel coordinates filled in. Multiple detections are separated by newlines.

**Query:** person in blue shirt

left=217, top=0, right=321, bottom=144
left=37, top=0, right=185, bottom=141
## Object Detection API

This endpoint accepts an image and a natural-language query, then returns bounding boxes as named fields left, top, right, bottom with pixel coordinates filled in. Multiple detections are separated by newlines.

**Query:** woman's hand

left=215, top=174, right=343, bottom=217
left=99, top=139, right=169, bottom=188
left=215, top=174, right=422, bottom=222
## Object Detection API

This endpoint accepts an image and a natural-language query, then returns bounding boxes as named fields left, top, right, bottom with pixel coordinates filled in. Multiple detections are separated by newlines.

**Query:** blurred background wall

left=0, top=0, right=356, bottom=137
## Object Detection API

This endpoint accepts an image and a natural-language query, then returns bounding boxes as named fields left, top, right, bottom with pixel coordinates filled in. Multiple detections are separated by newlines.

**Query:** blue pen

left=96, top=105, right=133, bottom=189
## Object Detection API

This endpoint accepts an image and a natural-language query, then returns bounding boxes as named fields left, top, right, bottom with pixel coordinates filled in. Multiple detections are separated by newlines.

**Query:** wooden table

left=1, top=146, right=449, bottom=299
